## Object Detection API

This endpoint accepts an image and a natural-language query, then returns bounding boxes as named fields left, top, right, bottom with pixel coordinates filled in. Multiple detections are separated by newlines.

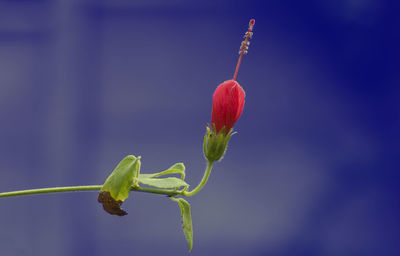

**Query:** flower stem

left=182, top=160, right=214, bottom=197
left=0, top=185, right=181, bottom=198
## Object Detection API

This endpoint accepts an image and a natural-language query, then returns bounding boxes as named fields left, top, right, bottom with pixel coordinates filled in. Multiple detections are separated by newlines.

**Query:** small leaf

left=139, top=177, right=188, bottom=189
left=171, top=197, right=193, bottom=251
left=166, top=163, right=185, bottom=173
left=139, top=163, right=186, bottom=179
left=98, top=155, right=141, bottom=216
left=137, top=173, right=154, bottom=179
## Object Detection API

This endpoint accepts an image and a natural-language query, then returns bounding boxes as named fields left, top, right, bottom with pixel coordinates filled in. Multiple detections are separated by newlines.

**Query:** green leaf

left=101, top=155, right=140, bottom=201
left=137, top=173, right=154, bottom=179
left=98, top=155, right=141, bottom=216
left=167, top=163, right=185, bottom=172
left=138, top=177, right=188, bottom=189
left=138, top=163, right=186, bottom=179
left=171, top=197, right=193, bottom=251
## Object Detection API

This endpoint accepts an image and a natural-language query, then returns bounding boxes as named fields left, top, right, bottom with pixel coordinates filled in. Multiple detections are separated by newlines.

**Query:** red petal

left=211, top=80, right=246, bottom=134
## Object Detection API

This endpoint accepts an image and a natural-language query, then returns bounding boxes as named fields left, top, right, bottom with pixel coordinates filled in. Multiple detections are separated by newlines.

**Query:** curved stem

left=182, top=160, right=214, bottom=197
left=0, top=185, right=181, bottom=198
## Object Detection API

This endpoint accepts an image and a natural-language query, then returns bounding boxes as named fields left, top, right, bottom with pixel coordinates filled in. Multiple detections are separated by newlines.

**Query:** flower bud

left=211, top=80, right=245, bottom=134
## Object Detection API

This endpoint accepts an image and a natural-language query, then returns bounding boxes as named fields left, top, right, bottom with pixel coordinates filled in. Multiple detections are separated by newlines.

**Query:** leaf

left=137, top=173, right=154, bottom=179
left=98, top=155, right=141, bottom=216
left=138, top=163, right=186, bottom=179
left=166, top=163, right=186, bottom=173
left=138, top=177, right=188, bottom=189
left=171, top=197, right=193, bottom=251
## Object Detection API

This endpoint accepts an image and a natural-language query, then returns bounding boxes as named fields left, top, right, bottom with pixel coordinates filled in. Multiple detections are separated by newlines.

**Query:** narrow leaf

left=138, top=163, right=186, bottom=179
left=167, top=163, right=185, bottom=173
left=137, top=173, right=154, bottom=179
left=171, top=197, right=193, bottom=251
left=139, top=177, right=188, bottom=189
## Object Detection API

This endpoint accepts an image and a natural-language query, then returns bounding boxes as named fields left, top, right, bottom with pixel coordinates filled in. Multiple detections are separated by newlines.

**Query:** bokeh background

left=0, top=0, right=398, bottom=255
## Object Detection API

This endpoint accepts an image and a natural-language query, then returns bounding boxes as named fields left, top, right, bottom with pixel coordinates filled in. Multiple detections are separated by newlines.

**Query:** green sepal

left=171, top=197, right=193, bottom=251
left=98, top=155, right=141, bottom=216
left=203, top=125, right=235, bottom=162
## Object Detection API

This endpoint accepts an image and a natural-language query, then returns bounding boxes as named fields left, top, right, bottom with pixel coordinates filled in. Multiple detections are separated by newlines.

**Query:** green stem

left=182, top=160, right=214, bottom=197
left=0, top=185, right=102, bottom=198
left=0, top=185, right=181, bottom=198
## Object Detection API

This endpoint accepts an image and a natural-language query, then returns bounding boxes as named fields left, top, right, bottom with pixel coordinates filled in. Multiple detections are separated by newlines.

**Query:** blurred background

left=0, top=0, right=398, bottom=255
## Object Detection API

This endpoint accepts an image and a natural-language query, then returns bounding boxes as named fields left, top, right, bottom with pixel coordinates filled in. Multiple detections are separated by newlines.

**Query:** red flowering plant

left=0, top=19, right=255, bottom=252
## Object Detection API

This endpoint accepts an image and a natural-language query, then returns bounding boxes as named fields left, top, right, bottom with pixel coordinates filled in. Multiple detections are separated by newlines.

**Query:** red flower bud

left=211, top=79, right=245, bottom=134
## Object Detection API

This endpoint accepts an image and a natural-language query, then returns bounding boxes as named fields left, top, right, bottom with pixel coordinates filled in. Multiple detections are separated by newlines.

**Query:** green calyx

left=203, top=125, right=235, bottom=162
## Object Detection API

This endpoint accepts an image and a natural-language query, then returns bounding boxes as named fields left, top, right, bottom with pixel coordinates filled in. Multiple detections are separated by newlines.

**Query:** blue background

left=0, top=0, right=398, bottom=255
